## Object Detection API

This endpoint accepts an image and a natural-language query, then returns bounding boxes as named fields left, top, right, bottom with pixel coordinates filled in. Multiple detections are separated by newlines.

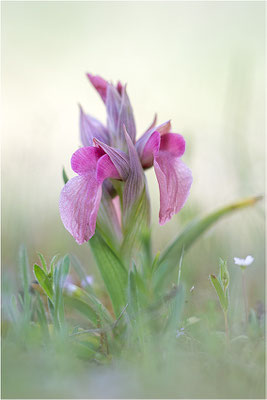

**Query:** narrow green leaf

left=19, top=245, right=31, bottom=320
left=89, top=231, right=127, bottom=318
left=81, top=291, right=114, bottom=325
left=154, top=195, right=262, bottom=290
left=209, top=274, right=228, bottom=312
left=62, top=167, right=69, bottom=184
left=64, top=295, right=99, bottom=326
left=37, top=252, right=48, bottom=274
left=151, top=251, right=161, bottom=274
left=166, top=284, right=185, bottom=332
left=49, top=254, right=58, bottom=276
left=36, top=293, right=49, bottom=339
left=219, top=258, right=230, bottom=291
left=34, top=264, right=54, bottom=302
left=53, top=256, right=70, bottom=327
left=127, top=270, right=139, bottom=319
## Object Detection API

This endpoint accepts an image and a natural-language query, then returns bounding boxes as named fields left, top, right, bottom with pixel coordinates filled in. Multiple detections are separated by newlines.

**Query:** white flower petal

left=234, top=255, right=254, bottom=267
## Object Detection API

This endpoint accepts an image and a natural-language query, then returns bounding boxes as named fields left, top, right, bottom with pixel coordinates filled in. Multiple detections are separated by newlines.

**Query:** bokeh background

left=2, top=1, right=265, bottom=305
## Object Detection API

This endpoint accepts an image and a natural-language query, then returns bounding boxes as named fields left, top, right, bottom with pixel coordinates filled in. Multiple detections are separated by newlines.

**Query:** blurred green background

left=2, top=0, right=264, bottom=321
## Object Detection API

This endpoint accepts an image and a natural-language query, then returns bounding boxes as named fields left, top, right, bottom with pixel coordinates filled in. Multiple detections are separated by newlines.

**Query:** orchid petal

left=59, top=174, right=102, bottom=244
left=144, top=113, right=157, bottom=134
left=154, top=152, right=192, bottom=225
left=116, top=81, right=123, bottom=96
left=106, top=84, right=122, bottom=138
left=120, top=127, right=150, bottom=259
left=135, top=120, right=171, bottom=160
left=159, top=133, right=185, bottom=157
left=93, top=138, right=129, bottom=180
left=117, top=86, right=136, bottom=144
left=87, top=73, right=108, bottom=103
left=61, top=145, right=123, bottom=244
left=96, top=154, right=121, bottom=182
left=122, top=126, right=147, bottom=218
left=140, top=130, right=160, bottom=169
left=71, top=147, right=104, bottom=175
left=79, top=105, right=109, bottom=146
left=97, top=185, right=122, bottom=246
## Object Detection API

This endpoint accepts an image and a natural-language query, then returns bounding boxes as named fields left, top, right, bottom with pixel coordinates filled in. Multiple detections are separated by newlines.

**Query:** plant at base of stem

left=209, top=258, right=230, bottom=345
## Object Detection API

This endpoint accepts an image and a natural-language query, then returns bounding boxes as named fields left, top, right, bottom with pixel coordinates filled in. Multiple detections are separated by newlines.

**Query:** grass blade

left=19, top=245, right=31, bottom=321
left=154, top=195, right=262, bottom=290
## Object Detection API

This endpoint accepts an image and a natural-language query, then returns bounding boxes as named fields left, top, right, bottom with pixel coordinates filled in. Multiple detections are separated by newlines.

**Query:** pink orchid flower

left=59, top=74, right=192, bottom=244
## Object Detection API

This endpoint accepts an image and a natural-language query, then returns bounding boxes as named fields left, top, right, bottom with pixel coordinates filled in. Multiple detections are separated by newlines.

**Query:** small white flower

left=234, top=255, right=254, bottom=267
left=81, top=275, right=94, bottom=288
left=176, top=327, right=185, bottom=338
left=190, top=285, right=195, bottom=293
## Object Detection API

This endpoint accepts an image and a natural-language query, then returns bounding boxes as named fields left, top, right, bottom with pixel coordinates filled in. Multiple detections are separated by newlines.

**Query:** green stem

left=177, top=246, right=184, bottom=287
left=224, top=310, right=229, bottom=345
left=242, top=270, right=248, bottom=323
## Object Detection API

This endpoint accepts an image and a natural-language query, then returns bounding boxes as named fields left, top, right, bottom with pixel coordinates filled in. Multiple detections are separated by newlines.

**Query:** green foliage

left=53, top=255, right=70, bottom=328
left=62, top=167, right=69, bottom=184
left=19, top=245, right=31, bottom=322
left=2, top=194, right=263, bottom=398
left=121, top=186, right=151, bottom=261
left=34, top=264, right=54, bottom=302
left=153, top=196, right=262, bottom=291
left=209, top=274, right=229, bottom=312
left=89, top=231, right=127, bottom=318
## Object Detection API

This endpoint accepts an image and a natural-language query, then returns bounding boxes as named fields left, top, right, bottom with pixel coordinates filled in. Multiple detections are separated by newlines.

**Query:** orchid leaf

left=153, top=195, right=262, bottom=290
left=89, top=230, right=127, bottom=318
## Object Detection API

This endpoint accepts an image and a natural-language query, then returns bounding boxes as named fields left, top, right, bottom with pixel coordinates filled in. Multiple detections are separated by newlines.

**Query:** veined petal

left=154, top=152, right=192, bottom=225
left=159, top=133, right=185, bottom=157
left=71, top=147, right=104, bottom=175
left=117, top=86, right=136, bottom=144
left=135, top=120, right=171, bottom=160
left=59, top=175, right=102, bottom=244
left=96, top=154, right=121, bottom=182
left=106, top=84, right=122, bottom=138
left=79, top=105, right=109, bottom=146
left=140, top=130, right=160, bottom=169
left=87, top=73, right=108, bottom=103
left=93, top=138, right=129, bottom=180
left=122, top=127, right=146, bottom=218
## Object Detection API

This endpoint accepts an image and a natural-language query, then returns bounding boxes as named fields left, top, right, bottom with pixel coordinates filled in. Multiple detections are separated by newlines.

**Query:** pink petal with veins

left=154, top=152, right=192, bottom=225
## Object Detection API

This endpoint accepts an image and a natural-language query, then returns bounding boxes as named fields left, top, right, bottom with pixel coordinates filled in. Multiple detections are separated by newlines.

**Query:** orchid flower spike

left=59, top=74, right=193, bottom=245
